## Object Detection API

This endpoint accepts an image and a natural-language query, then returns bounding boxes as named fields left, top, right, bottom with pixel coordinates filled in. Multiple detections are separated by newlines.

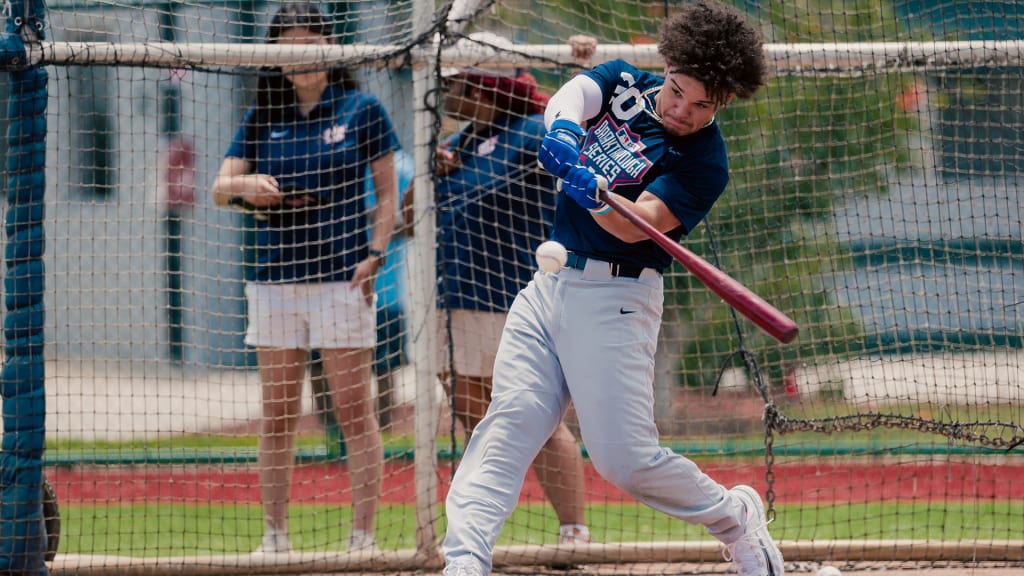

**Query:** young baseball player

left=442, top=2, right=784, bottom=576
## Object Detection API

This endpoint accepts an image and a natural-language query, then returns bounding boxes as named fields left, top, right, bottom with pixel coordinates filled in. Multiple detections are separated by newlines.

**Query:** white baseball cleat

left=558, top=526, right=593, bottom=545
left=443, top=555, right=485, bottom=576
left=346, top=529, right=378, bottom=553
left=723, top=485, right=785, bottom=576
left=252, top=527, right=291, bottom=555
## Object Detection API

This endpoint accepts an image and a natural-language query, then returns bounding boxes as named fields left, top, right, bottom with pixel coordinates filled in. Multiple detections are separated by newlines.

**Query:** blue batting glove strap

left=539, top=119, right=585, bottom=179
left=550, top=118, right=585, bottom=139
left=562, top=166, right=607, bottom=212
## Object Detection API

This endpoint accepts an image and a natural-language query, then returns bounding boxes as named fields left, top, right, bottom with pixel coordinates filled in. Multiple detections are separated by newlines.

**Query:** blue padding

left=2, top=394, right=45, bottom=441
left=5, top=205, right=45, bottom=236
left=4, top=227, right=45, bottom=262
left=4, top=261, right=45, bottom=309
left=7, top=85, right=46, bottom=116
left=6, top=144, right=46, bottom=172
left=0, top=359, right=44, bottom=401
left=3, top=334, right=45, bottom=358
left=7, top=168, right=47, bottom=195
left=0, top=461, right=47, bottom=574
left=7, top=117, right=46, bottom=147
left=1, top=63, right=49, bottom=574
left=0, top=31, right=26, bottom=71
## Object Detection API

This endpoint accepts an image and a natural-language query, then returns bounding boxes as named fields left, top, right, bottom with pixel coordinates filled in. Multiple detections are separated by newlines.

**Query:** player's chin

left=662, top=118, right=694, bottom=136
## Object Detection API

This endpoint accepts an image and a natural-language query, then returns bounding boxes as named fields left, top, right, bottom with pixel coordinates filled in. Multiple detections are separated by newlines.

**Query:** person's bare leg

left=444, top=373, right=490, bottom=435
left=376, top=370, right=394, bottom=431
left=322, top=348, right=383, bottom=534
left=257, top=348, right=307, bottom=532
left=534, top=421, right=586, bottom=527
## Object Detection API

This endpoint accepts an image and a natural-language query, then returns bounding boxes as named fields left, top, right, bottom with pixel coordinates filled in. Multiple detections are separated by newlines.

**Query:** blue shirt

left=226, top=84, right=400, bottom=283
left=552, top=59, right=730, bottom=272
left=437, top=113, right=556, bottom=312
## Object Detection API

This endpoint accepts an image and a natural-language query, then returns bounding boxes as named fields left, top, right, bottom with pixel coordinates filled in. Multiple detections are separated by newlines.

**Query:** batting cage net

left=1, top=0, right=1022, bottom=574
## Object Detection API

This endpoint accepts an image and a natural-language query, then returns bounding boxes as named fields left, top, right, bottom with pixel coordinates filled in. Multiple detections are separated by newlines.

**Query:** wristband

left=589, top=203, right=612, bottom=215
left=368, top=248, right=386, bottom=266
left=550, top=118, right=585, bottom=141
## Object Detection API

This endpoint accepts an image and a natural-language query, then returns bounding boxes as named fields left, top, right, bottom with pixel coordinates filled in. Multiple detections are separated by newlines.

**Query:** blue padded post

left=1, top=1, right=49, bottom=573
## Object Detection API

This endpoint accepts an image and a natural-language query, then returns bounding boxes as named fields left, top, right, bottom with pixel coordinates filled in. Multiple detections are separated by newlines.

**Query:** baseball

left=817, top=566, right=841, bottom=576
left=536, top=240, right=568, bottom=273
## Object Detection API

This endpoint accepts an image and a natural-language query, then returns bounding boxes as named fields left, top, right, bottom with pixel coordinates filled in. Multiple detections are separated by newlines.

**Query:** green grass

left=55, top=501, right=1024, bottom=557
left=45, top=398, right=1022, bottom=460
left=46, top=432, right=352, bottom=454
left=45, top=427, right=1015, bottom=467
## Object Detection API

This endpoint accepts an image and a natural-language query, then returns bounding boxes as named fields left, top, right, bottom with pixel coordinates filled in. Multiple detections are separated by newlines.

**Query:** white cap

left=441, top=31, right=519, bottom=78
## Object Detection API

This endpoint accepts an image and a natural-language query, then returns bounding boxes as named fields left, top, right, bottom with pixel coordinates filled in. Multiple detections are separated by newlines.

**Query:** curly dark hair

left=658, top=0, right=767, bottom=105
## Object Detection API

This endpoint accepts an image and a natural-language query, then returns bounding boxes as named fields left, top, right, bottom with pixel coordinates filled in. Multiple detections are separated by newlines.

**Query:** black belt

left=564, top=251, right=647, bottom=279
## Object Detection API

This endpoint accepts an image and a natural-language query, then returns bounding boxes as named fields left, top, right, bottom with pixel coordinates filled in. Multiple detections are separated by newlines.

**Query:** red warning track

left=47, top=461, right=1024, bottom=505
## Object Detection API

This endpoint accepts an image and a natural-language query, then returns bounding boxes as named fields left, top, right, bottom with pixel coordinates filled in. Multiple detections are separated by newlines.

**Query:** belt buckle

left=609, top=262, right=620, bottom=277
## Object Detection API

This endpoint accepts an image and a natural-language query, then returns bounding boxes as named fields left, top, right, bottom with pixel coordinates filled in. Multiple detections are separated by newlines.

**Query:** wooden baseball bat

left=596, top=184, right=799, bottom=344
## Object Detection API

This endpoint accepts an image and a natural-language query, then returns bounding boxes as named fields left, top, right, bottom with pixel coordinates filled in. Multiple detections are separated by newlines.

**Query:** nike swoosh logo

left=619, top=308, right=635, bottom=315
left=270, top=130, right=289, bottom=139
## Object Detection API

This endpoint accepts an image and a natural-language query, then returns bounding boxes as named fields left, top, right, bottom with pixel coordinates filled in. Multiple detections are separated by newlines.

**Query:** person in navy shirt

left=403, top=31, right=593, bottom=546
left=211, top=2, right=397, bottom=556
left=442, top=3, right=784, bottom=576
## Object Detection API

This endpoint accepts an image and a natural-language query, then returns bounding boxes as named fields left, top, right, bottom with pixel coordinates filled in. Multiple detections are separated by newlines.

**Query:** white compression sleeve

left=544, top=74, right=604, bottom=129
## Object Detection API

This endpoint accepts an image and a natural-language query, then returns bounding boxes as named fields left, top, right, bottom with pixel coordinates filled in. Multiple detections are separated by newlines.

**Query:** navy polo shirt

left=551, top=59, right=730, bottom=272
left=226, top=84, right=400, bottom=283
left=436, top=113, right=556, bottom=312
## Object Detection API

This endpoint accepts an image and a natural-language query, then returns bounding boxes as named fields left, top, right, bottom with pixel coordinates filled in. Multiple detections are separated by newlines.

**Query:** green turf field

left=54, top=501, right=1023, bottom=557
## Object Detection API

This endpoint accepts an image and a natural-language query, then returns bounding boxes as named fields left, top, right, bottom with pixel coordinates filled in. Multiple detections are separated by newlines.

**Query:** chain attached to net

left=764, top=407, right=1024, bottom=452
left=759, top=397, right=1024, bottom=522
left=703, top=220, right=783, bottom=520
left=763, top=409, right=777, bottom=522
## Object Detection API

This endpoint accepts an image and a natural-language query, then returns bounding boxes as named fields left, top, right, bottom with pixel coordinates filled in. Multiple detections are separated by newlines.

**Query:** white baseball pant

left=443, top=258, right=749, bottom=573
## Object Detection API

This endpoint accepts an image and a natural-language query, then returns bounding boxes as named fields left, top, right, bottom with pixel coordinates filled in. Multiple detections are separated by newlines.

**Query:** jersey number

left=611, top=73, right=644, bottom=122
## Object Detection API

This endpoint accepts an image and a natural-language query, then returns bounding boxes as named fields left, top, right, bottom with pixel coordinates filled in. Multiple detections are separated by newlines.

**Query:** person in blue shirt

left=442, top=3, right=784, bottom=576
left=211, top=2, right=397, bottom=556
left=404, top=32, right=593, bottom=547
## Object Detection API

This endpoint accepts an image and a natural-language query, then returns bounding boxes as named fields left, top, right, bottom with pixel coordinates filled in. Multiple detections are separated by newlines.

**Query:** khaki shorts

left=245, top=281, right=376, bottom=349
left=437, top=309, right=507, bottom=378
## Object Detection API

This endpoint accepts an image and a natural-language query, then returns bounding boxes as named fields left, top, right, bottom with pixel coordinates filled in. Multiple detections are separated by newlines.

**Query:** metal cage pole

left=409, top=0, right=441, bottom=563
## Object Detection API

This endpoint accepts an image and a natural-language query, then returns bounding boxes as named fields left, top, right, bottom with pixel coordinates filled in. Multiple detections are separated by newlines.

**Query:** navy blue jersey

left=436, top=113, right=556, bottom=312
left=226, top=84, right=400, bottom=283
left=551, top=59, right=730, bottom=272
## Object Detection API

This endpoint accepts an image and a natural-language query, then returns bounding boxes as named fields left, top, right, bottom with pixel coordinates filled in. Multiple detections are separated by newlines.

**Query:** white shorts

left=245, top=281, right=376, bottom=349
left=437, top=309, right=507, bottom=378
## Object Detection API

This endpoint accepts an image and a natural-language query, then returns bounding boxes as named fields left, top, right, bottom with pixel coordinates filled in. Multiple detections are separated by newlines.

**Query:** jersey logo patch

left=322, top=124, right=347, bottom=145
left=580, top=115, right=652, bottom=188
